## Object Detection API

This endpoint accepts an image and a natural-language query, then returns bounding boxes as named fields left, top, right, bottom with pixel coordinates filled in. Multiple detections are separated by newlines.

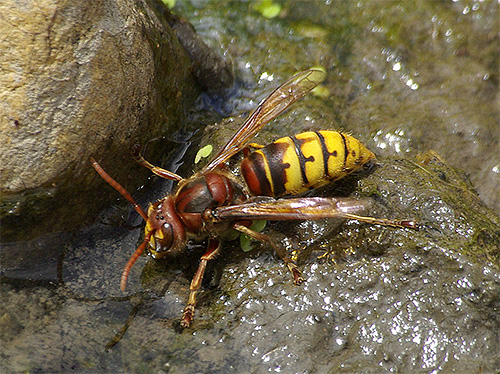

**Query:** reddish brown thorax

left=146, top=172, right=246, bottom=258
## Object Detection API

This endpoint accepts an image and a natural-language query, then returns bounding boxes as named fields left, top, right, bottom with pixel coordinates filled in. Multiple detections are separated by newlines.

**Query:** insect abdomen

left=241, top=131, right=375, bottom=197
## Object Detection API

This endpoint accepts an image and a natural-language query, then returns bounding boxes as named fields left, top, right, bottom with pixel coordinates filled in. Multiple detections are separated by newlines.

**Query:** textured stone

left=0, top=0, right=197, bottom=241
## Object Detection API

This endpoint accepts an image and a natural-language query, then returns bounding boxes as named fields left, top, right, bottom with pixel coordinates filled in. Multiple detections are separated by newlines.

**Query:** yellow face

left=144, top=197, right=186, bottom=258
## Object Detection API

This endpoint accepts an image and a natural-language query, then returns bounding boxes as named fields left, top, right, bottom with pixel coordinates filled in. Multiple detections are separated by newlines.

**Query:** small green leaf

left=250, top=219, right=267, bottom=233
left=161, top=0, right=176, bottom=9
left=253, top=0, right=282, bottom=19
left=195, top=144, right=213, bottom=164
left=240, top=220, right=267, bottom=252
left=240, top=235, right=253, bottom=252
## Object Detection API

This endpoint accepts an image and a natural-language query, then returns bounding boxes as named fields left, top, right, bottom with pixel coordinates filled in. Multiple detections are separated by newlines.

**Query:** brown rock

left=0, top=0, right=198, bottom=241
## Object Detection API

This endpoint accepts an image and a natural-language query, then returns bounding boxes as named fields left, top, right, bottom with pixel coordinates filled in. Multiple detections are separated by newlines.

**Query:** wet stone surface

left=2, top=155, right=499, bottom=373
left=1, top=0, right=499, bottom=373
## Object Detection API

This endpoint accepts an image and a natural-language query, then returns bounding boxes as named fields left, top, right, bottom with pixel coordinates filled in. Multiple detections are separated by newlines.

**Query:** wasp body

left=91, top=68, right=416, bottom=328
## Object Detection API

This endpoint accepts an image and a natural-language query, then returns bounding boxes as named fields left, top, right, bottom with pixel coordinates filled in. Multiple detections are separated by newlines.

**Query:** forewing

left=213, top=197, right=371, bottom=221
left=201, top=68, right=326, bottom=173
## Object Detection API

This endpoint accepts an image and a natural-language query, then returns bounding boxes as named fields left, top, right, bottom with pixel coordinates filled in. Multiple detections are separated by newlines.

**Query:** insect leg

left=247, top=142, right=265, bottom=149
left=181, top=238, right=222, bottom=327
left=243, top=142, right=265, bottom=157
left=131, top=146, right=183, bottom=181
left=233, top=222, right=304, bottom=285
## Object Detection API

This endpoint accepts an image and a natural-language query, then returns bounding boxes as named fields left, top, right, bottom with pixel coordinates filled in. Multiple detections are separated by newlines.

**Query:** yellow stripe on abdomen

left=242, top=130, right=375, bottom=197
left=275, top=137, right=305, bottom=195
left=317, top=131, right=346, bottom=180
left=294, top=132, right=326, bottom=189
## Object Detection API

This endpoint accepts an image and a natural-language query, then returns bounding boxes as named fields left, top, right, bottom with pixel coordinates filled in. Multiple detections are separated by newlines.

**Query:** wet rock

left=160, top=9, right=235, bottom=93
left=129, top=115, right=499, bottom=373
left=1, top=1, right=499, bottom=373
left=88, top=150, right=499, bottom=373
left=0, top=312, right=24, bottom=342
left=183, top=0, right=500, bottom=217
left=345, top=0, right=500, bottom=218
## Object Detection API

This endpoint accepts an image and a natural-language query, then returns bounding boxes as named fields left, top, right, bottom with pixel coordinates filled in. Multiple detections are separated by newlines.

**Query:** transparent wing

left=213, top=197, right=418, bottom=229
left=200, top=68, right=326, bottom=173
left=213, top=197, right=370, bottom=221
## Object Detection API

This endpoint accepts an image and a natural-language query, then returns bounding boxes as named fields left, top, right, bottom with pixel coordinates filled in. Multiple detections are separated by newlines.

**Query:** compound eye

left=155, top=222, right=174, bottom=252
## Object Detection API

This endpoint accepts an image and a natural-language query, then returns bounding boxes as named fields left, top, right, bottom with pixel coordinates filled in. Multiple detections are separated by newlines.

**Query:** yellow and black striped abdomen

left=240, top=131, right=375, bottom=197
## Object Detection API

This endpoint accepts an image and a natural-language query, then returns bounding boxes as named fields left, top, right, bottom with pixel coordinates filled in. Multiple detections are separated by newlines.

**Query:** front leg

left=131, top=145, right=183, bottom=181
left=181, top=238, right=221, bottom=327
